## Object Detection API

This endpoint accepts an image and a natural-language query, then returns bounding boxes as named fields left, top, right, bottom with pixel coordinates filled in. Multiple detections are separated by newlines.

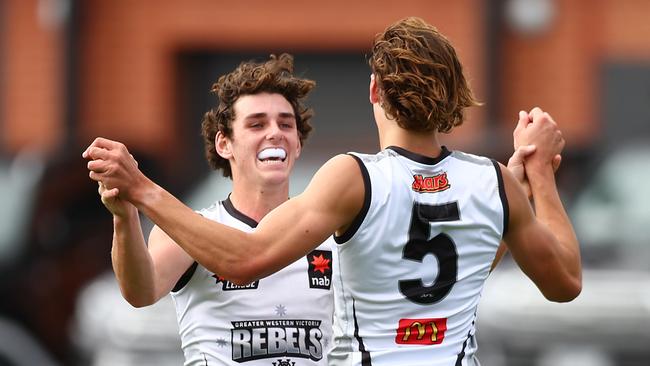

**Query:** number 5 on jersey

left=399, top=201, right=460, bottom=305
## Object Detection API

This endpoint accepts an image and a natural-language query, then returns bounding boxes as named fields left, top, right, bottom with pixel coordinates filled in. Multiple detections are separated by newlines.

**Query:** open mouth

left=257, top=148, right=287, bottom=163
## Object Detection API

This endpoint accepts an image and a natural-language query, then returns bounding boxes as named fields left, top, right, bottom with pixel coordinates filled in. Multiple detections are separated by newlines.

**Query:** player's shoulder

left=196, top=200, right=220, bottom=215
left=448, top=149, right=496, bottom=168
left=307, top=154, right=366, bottom=208
left=318, top=153, right=365, bottom=176
left=346, top=149, right=395, bottom=164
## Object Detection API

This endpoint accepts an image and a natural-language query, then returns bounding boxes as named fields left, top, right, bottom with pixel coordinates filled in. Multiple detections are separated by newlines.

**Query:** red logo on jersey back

left=412, top=173, right=450, bottom=193
left=395, top=318, right=447, bottom=345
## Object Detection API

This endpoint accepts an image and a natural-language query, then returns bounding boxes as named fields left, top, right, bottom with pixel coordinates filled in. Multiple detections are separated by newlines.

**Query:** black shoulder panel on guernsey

left=172, top=261, right=199, bottom=293
left=490, top=159, right=509, bottom=236
left=334, top=154, right=371, bottom=244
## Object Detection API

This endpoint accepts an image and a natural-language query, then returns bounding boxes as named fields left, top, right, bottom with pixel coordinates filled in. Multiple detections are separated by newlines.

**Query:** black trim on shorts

left=455, top=314, right=478, bottom=366
left=386, top=145, right=451, bottom=165
left=353, top=298, right=372, bottom=366
left=455, top=328, right=473, bottom=366
left=334, top=154, right=371, bottom=244
left=171, top=261, right=199, bottom=293
left=491, top=159, right=509, bottom=236
left=222, top=195, right=258, bottom=228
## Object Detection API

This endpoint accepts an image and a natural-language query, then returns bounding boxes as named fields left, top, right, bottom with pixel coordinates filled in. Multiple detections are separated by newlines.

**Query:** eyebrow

left=244, top=112, right=296, bottom=120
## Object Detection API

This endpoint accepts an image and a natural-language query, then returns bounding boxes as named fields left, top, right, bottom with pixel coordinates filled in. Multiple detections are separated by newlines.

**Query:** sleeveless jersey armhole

left=490, top=159, right=510, bottom=236
left=334, top=154, right=372, bottom=244
left=171, top=261, right=198, bottom=293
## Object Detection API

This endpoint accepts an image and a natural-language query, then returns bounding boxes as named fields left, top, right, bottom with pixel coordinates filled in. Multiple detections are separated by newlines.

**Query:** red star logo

left=212, top=274, right=225, bottom=283
left=311, top=254, right=331, bottom=274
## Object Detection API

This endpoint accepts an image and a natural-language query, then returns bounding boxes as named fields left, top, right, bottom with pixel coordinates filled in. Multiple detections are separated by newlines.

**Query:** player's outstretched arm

left=85, top=138, right=362, bottom=284
left=134, top=154, right=362, bottom=284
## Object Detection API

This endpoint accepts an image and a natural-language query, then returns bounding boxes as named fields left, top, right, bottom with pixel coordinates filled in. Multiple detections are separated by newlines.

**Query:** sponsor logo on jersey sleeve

left=212, top=274, right=259, bottom=291
left=412, top=173, right=450, bottom=193
left=231, top=319, right=324, bottom=362
left=307, top=250, right=332, bottom=290
left=395, top=318, right=447, bottom=345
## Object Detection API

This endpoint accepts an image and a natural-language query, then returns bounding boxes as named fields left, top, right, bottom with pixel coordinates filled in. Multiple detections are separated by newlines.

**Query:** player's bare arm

left=500, top=164, right=580, bottom=302
left=85, top=139, right=364, bottom=284
left=490, top=109, right=563, bottom=271
left=144, top=227, right=195, bottom=299
left=500, top=109, right=582, bottom=302
left=137, top=153, right=362, bottom=284
left=98, top=180, right=159, bottom=307
left=103, top=195, right=194, bottom=308
left=91, top=145, right=195, bottom=307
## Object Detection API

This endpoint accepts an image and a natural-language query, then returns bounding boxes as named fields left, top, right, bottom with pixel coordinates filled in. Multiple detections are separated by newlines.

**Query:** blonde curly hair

left=369, top=17, right=481, bottom=133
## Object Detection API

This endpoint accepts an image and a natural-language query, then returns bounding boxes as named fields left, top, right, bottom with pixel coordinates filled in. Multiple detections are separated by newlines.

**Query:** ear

left=369, top=74, right=381, bottom=104
left=215, top=131, right=233, bottom=159
left=295, top=138, right=302, bottom=159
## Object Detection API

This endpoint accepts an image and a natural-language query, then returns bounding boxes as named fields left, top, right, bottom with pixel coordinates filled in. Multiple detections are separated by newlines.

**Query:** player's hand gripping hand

left=83, top=137, right=147, bottom=203
left=508, top=109, right=562, bottom=197
left=98, top=181, right=136, bottom=218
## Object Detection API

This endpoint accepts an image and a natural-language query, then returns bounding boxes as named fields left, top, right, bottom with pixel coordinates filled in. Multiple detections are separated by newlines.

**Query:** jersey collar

left=222, top=195, right=259, bottom=228
left=386, top=145, right=451, bottom=165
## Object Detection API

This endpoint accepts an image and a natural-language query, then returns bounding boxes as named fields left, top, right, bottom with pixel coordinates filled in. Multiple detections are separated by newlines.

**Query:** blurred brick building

left=3, top=0, right=650, bottom=157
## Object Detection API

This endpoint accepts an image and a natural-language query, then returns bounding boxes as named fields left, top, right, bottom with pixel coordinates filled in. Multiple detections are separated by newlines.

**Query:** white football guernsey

left=171, top=197, right=335, bottom=366
left=329, top=146, right=508, bottom=366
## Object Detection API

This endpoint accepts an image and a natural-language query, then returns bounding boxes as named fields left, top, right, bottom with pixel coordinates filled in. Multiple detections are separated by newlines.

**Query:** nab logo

left=307, top=250, right=332, bottom=290
left=212, top=274, right=259, bottom=291
left=395, top=318, right=447, bottom=345
left=412, top=173, right=450, bottom=193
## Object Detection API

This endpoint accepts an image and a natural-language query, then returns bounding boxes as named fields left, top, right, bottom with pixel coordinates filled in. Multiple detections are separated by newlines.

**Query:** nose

left=266, top=121, right=283, bottom=142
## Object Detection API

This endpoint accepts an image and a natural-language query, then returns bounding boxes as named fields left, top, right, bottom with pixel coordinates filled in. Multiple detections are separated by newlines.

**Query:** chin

left=261, top=170, right=291, bottom=185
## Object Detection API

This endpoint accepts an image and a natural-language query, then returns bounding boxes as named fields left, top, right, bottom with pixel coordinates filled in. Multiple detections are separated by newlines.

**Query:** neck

left=376, top=113, right=442, bottom=158
left=229, top=180, right=289, bottom=222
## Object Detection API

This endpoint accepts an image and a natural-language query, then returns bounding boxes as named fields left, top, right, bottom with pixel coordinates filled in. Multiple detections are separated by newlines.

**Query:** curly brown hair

left=201, top=53, right=315, bottom=178
left=369, top=17, right=481, bottom=133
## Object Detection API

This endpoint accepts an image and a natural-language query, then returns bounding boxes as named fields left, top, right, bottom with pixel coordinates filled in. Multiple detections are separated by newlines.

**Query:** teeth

left=257, top=148, right=286, bottom=161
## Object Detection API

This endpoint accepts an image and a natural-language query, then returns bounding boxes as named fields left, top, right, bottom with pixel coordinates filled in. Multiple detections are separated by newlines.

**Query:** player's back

left=329, top=146, right=507, bottom=366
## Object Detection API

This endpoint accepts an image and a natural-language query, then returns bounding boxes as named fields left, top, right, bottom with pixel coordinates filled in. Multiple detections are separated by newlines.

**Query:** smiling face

left=215, top=92, right=302, bottom=187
